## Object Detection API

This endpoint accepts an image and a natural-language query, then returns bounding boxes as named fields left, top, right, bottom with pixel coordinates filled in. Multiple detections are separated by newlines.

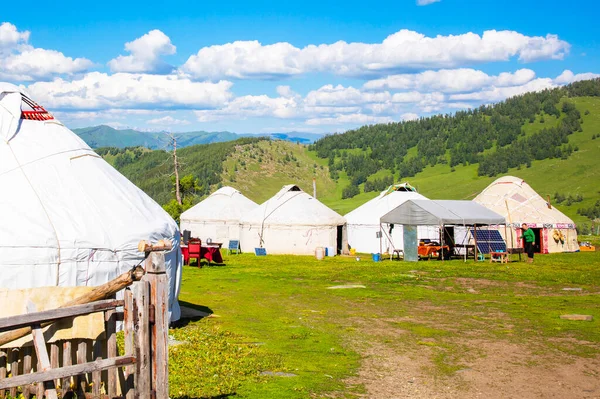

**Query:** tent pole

left=504, top=199, right=515, bottom=248
left=440, top=224, right=444, bottom=262
left=379, top=223, right=383, bottom=257
left=473, top=224, right=478, bottom=262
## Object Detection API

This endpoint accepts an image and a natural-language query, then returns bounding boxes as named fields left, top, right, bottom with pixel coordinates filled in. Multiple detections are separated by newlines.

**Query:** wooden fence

left=0, top=250, right=170, bottom=399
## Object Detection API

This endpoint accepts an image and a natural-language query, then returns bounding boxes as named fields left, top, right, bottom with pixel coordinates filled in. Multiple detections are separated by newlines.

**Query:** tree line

left=309, top=79, right=600, bottom=198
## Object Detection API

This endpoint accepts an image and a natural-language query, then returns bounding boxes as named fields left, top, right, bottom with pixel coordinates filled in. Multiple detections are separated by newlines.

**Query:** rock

left=260, top=371, right=297, bottom=377
left=327, top=284, right=366, bottom=289
left=560, top=314, right=593, bottom=321
left=562, top=288, right=583, bottom=291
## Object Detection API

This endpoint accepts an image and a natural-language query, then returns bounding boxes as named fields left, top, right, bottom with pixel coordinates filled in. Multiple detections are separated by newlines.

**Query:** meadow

left=170, top=249, right=600, bottom=398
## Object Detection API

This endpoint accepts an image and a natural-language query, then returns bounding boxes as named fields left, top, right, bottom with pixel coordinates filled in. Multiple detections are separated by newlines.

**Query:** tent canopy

left=381, top=200, right=506, bottom=226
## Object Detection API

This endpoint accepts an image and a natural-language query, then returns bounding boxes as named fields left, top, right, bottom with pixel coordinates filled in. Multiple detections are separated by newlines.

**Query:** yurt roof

left=239, top=184, right=345, bottom=226
left=345, top=183, right=428, bottom=225
left=473, top=176, right=575, bottom=225
left=0, top=85, right=179, bottom=266
left=180, top=186, right=258, bottom=223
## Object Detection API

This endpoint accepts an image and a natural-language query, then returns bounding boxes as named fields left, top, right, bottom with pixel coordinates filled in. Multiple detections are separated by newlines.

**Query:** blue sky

left=1, top=0, right=599, bottom=133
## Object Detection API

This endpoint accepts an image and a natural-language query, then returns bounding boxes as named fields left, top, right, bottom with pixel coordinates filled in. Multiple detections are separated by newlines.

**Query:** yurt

left=473, top=176, right=579, bottom=253
left=180, top=186, right=258, bottom=247
left=0, top=84, right=182, bottom=320
left=345, top=183, right=438, bottom=254
left=239, top=184, right=346, bottom=255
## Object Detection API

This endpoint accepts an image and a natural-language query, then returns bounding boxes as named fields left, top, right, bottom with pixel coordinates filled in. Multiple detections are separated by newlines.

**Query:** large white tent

left=0, top=84, right=182, bottom=320
left=473, top=176, right=579, bottom=253
left=180, top=186, right=258, bottom=247
left=381, top=199, right=506, bottom=261
left=344, top=183, right=438, bottom=254
left=239, top=184, right=347, bottom=255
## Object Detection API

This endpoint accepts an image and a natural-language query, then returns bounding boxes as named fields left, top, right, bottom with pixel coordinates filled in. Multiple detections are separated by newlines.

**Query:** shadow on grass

left=171, top=301, right=214, bottom=328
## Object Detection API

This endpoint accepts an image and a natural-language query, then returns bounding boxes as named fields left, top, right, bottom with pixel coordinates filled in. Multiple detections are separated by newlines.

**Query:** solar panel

left=470, top=229, right=506, bottom=254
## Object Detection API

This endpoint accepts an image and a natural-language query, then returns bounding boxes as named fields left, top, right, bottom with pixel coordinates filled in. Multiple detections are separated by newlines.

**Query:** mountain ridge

left=73, top=125, right=324, bottom=149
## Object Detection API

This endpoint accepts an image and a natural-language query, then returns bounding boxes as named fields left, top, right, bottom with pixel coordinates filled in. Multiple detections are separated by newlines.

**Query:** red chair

left=187, top=238, right=202, bottom=267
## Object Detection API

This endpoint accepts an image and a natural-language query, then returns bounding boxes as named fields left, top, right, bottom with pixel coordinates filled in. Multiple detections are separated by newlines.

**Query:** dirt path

left=345, top=322, right=600, bottom=399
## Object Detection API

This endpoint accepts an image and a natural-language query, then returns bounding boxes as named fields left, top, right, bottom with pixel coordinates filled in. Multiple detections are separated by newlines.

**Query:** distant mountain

left=72, top=125, right=323, bottom=149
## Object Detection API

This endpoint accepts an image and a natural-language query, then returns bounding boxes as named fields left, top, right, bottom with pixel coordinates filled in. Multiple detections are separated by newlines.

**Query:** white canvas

left=180, top=186, right=258, bottom=246
left=239, top=185, right=346, bottom=255
left=0, top=84, right=182, bottom=320
left=473, top=176, right=579, bottom=253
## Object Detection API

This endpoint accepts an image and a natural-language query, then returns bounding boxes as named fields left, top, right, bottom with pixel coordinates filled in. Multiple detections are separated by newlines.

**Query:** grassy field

left=170, top=250, right=600, bottom=398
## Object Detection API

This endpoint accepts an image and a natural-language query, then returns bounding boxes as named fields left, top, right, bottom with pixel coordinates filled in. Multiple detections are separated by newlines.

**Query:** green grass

left=171, top=250, right=600, bottom=398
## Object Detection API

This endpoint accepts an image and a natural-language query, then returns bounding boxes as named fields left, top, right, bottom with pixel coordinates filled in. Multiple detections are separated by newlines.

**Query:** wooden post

left=132, top=280, right=151, bottom=399
left=27, top=302, right=58, bottom=399
left=105, top=309, right=118, bottom=399
left=0, top=349, right=6, bottom=398
left=76, top=340, right=88, bottom=399
left=9, top=349, right=18, bottom=398
left=123, top=288, right=135, bottom=399
left=145, top=252, right=169, bottom=399
left=22, top=347, right=32, bottom=399
left=62, top=341, right=72, bottom=397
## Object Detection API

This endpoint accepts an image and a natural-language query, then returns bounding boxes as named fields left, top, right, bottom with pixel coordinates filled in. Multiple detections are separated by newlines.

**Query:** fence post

left=131, top=280, right=151, bottom=399
left=144, top=252, right=169, bottom=399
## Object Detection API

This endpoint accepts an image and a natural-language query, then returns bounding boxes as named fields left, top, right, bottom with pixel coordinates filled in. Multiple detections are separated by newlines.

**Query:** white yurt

left=0, top=84, right=182, bottom=320
left=345, top=183, right=438, bottom=254
left=473, top=176, right=579, bottom=253
left=180, top=186, right=258, bottom=246
left=239, top=184, right=347, bottom=255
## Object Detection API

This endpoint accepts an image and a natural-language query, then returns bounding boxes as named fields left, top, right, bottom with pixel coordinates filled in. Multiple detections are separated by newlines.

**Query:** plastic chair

left=188, top=238, right=202, bottom=266
left=227, top=240, right=240, bottom=255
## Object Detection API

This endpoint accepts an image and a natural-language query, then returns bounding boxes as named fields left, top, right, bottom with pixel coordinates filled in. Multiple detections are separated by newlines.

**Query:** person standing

left=522, top=223, right=535, bottom=263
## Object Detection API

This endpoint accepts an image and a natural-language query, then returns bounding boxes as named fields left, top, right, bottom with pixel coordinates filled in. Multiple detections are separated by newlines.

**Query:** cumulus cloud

left=554, top=70, right=600, bottom=84
left=417, top=0, right=441, bottom=5
left=26, top=72, right=233, bottom=110
left=194, top=94, right=299, bottom=122
left=449, top=77, right=556, bottom=102
left=108, top=30, right=176, bottom=74
left=364, top=68, right=536, bottom=93
left=181, top=29, right=570, bottom=80
left=0, top=22, right=93, bottom=81
left=305, top=114, right=393, bottom=126
left=147, top=115, right=190, bottom=125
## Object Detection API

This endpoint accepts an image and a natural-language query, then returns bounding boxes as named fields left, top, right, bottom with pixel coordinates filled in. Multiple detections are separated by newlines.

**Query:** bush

left=342, top=184, right=360, bottom=199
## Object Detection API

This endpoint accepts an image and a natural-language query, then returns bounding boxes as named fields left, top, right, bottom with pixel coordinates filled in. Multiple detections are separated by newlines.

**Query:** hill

left=98, top=79, right=600, bottom=231
left=73, top=125, right=323, bottom=149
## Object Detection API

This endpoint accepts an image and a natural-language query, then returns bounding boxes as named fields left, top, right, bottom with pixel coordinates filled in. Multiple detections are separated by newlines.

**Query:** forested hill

left=310, top=79, right=600, bottom=194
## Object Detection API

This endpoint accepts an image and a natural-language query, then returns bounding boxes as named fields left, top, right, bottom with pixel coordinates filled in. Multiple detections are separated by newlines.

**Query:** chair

left=227, top=240, right=240, bottom=255
left=187, top=238, right=202, bottom=267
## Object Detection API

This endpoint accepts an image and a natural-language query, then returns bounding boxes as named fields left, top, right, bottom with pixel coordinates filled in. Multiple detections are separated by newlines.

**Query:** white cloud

left=305, top=84, right=391, bottom=107
left=305, top=114, right=393, bottom=126
left=554, top=69, right=600, bottom=84
left=417, top=0, right=441, bottom=5
left=0, top=22, right=93, bottom=81
left=194, top=94, right=299, bottom=122
left=181, top=29, right=570, bottom=80
left=108, top=30, right=176, bottom=74
left=25, top=72, right=233, bottom=110
left=0, top=22, right=29, bottom=49
left=147, top=115, right=190, bottom=125
left=401, top=113, right=419, bottom=121
left=364, top=68, right=536, bottom=93
left=449, top=78, right=556, bottom=102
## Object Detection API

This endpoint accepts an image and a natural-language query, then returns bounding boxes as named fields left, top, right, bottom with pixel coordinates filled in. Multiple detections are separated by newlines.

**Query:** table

left=490, top=251, right=509, bottom=263
left=201, top=245, right=223, bottom=264
left=418, top=245, right=449, bottom=259
left=181, top=244, right=223, bottom=265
